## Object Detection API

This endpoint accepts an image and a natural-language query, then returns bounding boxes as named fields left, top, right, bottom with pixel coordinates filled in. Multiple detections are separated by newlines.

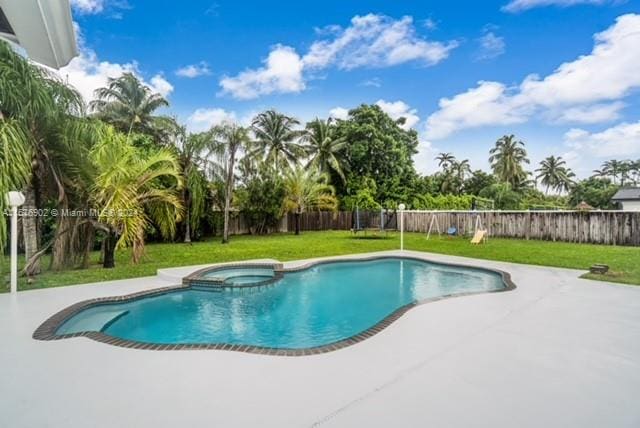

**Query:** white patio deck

left=1, top=250, right=639, bottom=428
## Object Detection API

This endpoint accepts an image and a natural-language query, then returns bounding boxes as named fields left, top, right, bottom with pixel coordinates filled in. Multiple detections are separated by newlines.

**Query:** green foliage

left=464, top=170, right=496, bottom=196
left=411, top=194, right=474, bottom=210
left=89, top=72, right=174, bottom=143
left=479, top=182, right=522, bottom=209
left=489, top=134, right=530, bottom=189
left=236, top=161, right=285, bottom=234
left=568, top=177, right=619, bottom=209
left=334, top=104, right=419, bottom=204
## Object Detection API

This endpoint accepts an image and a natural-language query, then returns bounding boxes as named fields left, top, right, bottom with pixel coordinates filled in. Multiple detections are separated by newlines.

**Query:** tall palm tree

left=251, top=109, right=303, bottom=168
left=176, top=129, right=210, bottom=243
left=535, top=156, right=575, bottom=194
left=207, top=123, right=250, bottom=244
left=0, top=121, right=31, bottom=252
left=489, top=135, right=530, bottom=188
left=0, top=41, right=84, bottom=275
left=301, top=118, right=347, bottom=183
left=602, top=159, right=623, bottom=184
left=90, top=126, right=183, bottom=267
left=435, top=152, right=456, bottom=171
left=89, top=72, right=174, bottom=142
left=282, top=166, right=337, bottom=235
left=451, top=159, right=471, bottom=193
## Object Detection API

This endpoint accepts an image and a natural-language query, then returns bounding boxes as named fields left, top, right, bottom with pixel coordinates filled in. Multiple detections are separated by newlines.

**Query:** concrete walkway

left=1, top=250, right=639, bottom=428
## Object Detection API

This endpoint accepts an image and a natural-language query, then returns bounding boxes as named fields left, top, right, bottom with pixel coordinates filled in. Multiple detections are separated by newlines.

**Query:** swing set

left=351, top=206, right=397, bottom=237
left=425, top=211, right=489, bottom=244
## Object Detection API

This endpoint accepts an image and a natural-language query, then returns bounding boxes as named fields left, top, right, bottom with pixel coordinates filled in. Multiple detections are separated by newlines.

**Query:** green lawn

left=2, top=231, right=639, bottom=292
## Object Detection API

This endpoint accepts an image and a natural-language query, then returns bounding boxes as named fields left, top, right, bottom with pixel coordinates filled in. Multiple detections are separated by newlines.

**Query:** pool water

left=56, top=258, right=507, bottom=349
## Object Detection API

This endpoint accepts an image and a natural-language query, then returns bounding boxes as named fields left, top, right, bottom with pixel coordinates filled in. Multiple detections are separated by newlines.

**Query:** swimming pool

left=34, top=256, right=514, bottom=354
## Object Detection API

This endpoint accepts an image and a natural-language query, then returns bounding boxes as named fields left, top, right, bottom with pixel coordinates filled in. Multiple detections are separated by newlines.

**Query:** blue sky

left=64, top=0, right=640, bottom=176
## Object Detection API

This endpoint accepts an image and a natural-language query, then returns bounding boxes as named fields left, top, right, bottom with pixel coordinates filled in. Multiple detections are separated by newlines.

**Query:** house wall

left=620, top=200, right=640, bottom=211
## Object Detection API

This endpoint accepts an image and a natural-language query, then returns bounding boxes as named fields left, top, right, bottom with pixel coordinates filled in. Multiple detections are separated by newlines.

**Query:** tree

left=451, top=159, right=472, bottom=194
left=251, top=109, right=303, bottom=168
left=282, top=166, right=337, bottom=235
left=236, top=158, right=285, bottom=235
left=302, top=118, right=347, bottom=182
left=90, top=126, right=183, bottom=267
left=0, top=41, right=85, bottom=275
left=435, top=152, right=456, bottom=171
left=479, top=182, right=522, bottom=210
left=601, top=159, right=623, bottom=185
left=489, top=135, right=530, bottom=189
left=568, top=177, right=619, bottom=209
left=464, top=170, right=496, bottom=196
left=535, top=156, right=575, bottom=194
left=0, top=121, right=31, bottom=252
left=334, top=104, right=419, bottom=204
left=89, top=72, right=175, bottom=143
left=176, top=130, right=210, bottom=243
left=208, top=123, right=249, bottom=244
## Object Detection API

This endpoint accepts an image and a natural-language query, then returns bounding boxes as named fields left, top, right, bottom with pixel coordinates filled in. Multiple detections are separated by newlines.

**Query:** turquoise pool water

left=56, top=258, right=507, bottom=349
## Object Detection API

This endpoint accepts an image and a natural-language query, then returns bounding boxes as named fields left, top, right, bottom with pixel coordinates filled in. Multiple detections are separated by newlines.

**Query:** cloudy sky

left=64, top=0, right=640, bottom=177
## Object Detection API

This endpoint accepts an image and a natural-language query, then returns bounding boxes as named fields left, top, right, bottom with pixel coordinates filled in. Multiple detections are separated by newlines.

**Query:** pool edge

left=33, top=254, right=516, bottom=356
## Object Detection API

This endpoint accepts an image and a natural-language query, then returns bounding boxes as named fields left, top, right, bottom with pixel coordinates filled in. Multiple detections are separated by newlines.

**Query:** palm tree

left=301, top=118, right=347, bottom=182
left=602, top=160, right=623, bottom=184
left=435, top=152, right=456, bottom=171
left=207, top=123, right=250, bottom=244
left=176, top=129, right=210, bottom=243
left=251, top=109, right=303, bottom=168
left=535, top=156, right=575, bottom=194
left=89, top=72, right=174, bottom=142
left=451, top=159, right=471, bottom=193
left=282, top=166, right=337, bottom=235
left=0, top=41, right=84, bottom=275
left=0, top=121, right=31, bottom=252
left=489, top=135, right=530, bottom=188
left=90, top=126, right=183, bottom=267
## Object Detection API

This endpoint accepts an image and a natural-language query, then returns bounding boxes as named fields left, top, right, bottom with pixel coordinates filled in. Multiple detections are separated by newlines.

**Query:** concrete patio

left=1, top=250, right=639, bottom=427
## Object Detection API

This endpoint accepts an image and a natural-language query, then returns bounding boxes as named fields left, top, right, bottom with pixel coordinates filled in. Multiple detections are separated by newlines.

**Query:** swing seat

left=447, top=227, right=457, bottom=236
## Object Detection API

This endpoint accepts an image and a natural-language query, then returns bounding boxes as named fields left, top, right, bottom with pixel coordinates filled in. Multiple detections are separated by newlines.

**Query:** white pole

left=398, top=203, right=406, bottom=251
left=6, top=191, right=25, bottom=294
left=10, top=205, right=18, bottom=294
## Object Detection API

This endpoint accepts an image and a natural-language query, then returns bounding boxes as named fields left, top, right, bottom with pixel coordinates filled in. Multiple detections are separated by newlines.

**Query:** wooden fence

left=275, top=210, right=639, bottom=246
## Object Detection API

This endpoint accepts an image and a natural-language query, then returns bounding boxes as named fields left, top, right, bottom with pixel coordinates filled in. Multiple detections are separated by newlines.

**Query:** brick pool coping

left=33, top=255, right=516, bottom=356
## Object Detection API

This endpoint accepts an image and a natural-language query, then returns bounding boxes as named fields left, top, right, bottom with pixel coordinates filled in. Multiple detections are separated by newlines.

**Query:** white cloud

left=502, top=0, right=612, bottom=13
left=552, top=102, right=624, bottom=124
left=360, top=77, right=382, bottom=87
left=149, top=75, right=174, bottom=97
left=175, top=62, right=212, bottom=78
left=56, top=26, right=173, bottom=102
left=220, top=14, right=456, bottom=99
left=70, top=0, right=105, bottom=14
left=563, top=121, right=640, bottom=158
left=303, top=14, right=457, bottom=70
left=329, top=107, right=349, bottom=120
left=186, top=108, right=238, bottom=132
left=219, top=45, right=305, bottom=100
left=424, top=14, right=640, bottom=139
left=425, top=81, right=530, bottom=139
left=375, top=100, right=420, bottom=130
left=475, top=31, right=505, bottom=60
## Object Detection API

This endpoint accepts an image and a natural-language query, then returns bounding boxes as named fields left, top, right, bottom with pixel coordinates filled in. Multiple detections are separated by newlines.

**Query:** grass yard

left=2, top=230, right=639, bottom=292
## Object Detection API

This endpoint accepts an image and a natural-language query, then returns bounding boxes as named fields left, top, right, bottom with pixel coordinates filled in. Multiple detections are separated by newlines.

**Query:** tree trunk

left=103, top=231, right=117, bottom=269
left=22, top=183, right=40, bottom=275
left=222, top=150, right=237, bottom=244
left=183, top=188, right=191, bottom=243
left=295, top=209, right=301, bottom=235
